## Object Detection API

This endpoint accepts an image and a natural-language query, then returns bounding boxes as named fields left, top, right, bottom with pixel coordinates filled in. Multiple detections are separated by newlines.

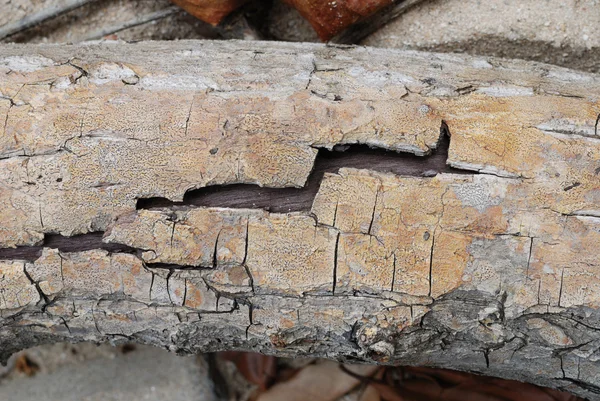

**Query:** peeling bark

left=1, top=40, right=600, bottom=399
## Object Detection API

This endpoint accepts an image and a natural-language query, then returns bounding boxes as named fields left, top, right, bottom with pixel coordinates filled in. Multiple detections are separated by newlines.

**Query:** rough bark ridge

left=0, top=40, right=599, bottom=399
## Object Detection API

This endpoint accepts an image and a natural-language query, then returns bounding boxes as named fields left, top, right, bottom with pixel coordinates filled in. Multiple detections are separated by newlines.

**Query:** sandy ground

left=2, top=0, right=598, bottom=73
left=0, top=0, right=218, bottom=42
left=2, top=0, right=599, bottom=74
left=362, top=0, right=600, bottom=73
left=0, top=343, right=217, bottom=401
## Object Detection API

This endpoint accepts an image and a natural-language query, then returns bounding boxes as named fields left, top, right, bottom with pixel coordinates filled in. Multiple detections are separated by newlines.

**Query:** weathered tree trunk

left=0, top=40, right=599, bottom=398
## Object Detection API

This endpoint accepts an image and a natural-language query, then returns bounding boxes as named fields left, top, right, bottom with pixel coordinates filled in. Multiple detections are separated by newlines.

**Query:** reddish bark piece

left=257, top=361, right=379, bottom=401
left=379, top=367, right=581, bottom=401
left=170, top=0, right=249, bottom=25
left=283, top=0, right=393, bottom=40
left=220, top=351, right=278, bottom=391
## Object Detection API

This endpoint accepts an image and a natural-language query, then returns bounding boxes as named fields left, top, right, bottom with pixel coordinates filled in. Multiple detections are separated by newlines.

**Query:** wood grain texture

left=0, top=40, right=600, bottom=398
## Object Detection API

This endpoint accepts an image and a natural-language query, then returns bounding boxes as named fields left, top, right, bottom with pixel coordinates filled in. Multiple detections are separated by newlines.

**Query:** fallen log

left=0, top=40, right=599, bottom=398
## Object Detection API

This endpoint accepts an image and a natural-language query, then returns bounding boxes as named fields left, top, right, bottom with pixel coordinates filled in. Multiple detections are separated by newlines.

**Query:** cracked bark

left=1, top=40, right=600, bottom=399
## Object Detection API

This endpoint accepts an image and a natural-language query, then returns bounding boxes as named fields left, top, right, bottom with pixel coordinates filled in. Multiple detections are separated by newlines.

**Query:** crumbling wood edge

left=0, top=40, right=599, bottom=399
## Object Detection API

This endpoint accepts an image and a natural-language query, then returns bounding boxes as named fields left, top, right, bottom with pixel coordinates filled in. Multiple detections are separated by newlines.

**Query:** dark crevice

left=560, top=378, right=600, bottom=395
left=563, top=182, right=581, bottom=192
left=148, top=271, right=155, bottom=301
left=558, top=268, right=565, bottom=308
left=1, top=123, right=479, bottom=262
left=483, top=349, right=490, bottom=369
left=367, top=187, right=380, bottom=236
left=144, top=262, right=212, bottom=270
left=428, top=235, right=435, bottom=297
left=212, top=231, right=221, bottom=268
left=391, top=253, right=396, bottom=292
left=332, top=232, right=340, bottom=295
left=22, top=265, right=49, bottom=307
left=137, top=132, right=469, bottom=213
left=245, top=301, right=254, bottom=340
left=0, top=232, right=137, bottom=262
left=182, top=279, right=188, bottom=306
left=166, top=270, right=174, bottom=304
